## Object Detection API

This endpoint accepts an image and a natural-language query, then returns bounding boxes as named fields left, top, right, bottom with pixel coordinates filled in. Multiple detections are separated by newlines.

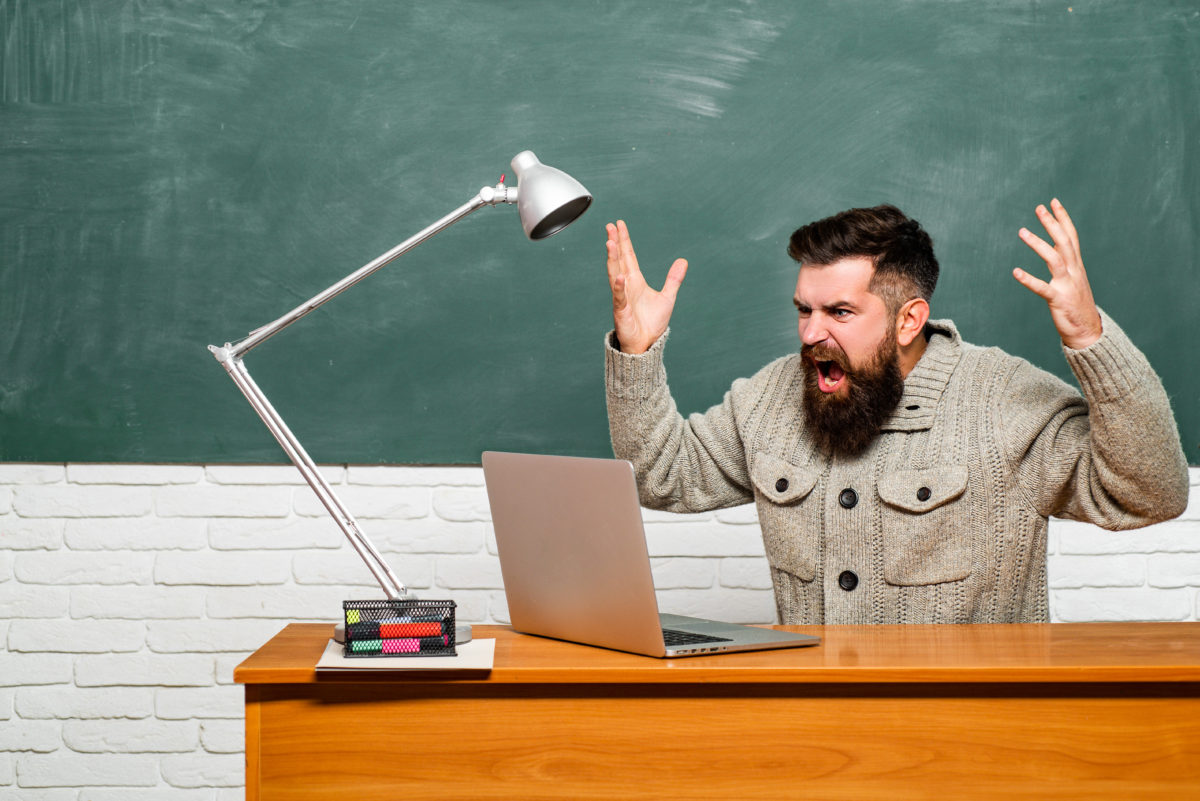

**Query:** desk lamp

left=209, top=151, right=592, bottom=644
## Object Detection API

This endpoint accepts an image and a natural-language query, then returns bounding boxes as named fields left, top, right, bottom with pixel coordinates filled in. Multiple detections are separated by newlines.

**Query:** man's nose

left=799, top=316, right=828, bottom=346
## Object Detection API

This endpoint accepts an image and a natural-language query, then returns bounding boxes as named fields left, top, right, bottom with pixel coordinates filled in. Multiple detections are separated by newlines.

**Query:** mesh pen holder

left=343, top=599, right=457, bottom=658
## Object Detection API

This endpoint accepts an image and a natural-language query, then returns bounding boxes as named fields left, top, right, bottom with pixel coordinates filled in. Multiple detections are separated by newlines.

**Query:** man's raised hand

left=605, top=220, right=688, bottom=354
left=1013, top=199, right=1104, bottom=350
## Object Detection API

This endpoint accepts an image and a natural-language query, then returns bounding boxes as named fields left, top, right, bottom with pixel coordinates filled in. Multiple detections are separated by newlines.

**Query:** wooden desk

left=236, top=623, right=1200, bottom=800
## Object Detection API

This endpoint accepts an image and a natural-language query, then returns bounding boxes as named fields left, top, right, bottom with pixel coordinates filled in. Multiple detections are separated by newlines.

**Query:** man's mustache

left=801, top=343, right=849, bottom=371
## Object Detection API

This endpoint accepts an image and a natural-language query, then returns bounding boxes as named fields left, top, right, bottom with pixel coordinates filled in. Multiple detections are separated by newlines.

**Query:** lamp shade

left=511, top=151, right=593, bottom=240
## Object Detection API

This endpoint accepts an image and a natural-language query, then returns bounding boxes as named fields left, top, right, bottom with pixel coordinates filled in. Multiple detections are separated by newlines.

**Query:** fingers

left=1031, top=199, right=1082, bottom=268
left=660, top=258, right=688, bottom=300
left=605, top=218, right=687, bottom=311
left=605, top=223, right=621, bottom=286
left=1018, top=226, right=1065, bottom=277
left=1011, top=266, right=1052, bottom=301
left=1034, top=203, right=1071, bottom=253
left=1015, top=199, right=1103, bottom=348
left=612, top=273, right=628, bottom=311
left=1048, top=198, right=1079, bottom=252
left=605, top=219, right=642, bottom=281
left=616, top=219, right=640, bottom=276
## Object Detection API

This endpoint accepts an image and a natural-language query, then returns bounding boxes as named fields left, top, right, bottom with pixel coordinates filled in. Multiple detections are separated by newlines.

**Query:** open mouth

left=815, top=359, right=847, bottom=394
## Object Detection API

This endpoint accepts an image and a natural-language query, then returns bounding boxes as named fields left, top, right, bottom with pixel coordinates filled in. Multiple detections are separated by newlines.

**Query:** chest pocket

left=749, top=452, right=820, bottom=582
left=877, top=466, right=971, bottom=586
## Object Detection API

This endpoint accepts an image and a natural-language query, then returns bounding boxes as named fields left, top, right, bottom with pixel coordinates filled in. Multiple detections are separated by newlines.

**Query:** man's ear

left=895, top=297, right=930, bottom=347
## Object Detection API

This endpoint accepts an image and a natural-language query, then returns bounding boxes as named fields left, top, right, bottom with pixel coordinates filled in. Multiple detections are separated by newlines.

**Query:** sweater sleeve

left=604, top=329, right=754, bottom=513
left=999, top=310, right=1190, bottom=529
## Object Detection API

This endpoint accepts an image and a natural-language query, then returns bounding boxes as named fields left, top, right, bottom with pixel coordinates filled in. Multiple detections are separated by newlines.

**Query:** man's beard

left=801, top=333, right=905, bottom=458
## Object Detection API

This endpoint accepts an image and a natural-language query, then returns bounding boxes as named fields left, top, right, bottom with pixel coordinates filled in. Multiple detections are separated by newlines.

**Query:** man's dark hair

left=787, top=205, right=939, bottom=312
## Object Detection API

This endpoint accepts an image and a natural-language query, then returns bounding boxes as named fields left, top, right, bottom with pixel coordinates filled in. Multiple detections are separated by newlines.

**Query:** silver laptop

left=481, top=451, right=820, bottom=658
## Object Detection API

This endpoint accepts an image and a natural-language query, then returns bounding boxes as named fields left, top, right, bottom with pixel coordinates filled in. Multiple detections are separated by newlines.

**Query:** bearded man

left=602, top=201, right=1189, bottom=624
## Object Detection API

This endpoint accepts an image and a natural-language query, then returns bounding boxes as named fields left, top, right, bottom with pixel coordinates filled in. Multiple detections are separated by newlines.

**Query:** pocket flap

left=878, top=466, right=968, bottom=512
left=749, top=452, right=819, bottom=505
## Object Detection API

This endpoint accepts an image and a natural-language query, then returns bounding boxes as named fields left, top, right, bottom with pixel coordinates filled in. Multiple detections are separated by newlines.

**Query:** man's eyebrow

left=793, top=298, right=860, bottom=312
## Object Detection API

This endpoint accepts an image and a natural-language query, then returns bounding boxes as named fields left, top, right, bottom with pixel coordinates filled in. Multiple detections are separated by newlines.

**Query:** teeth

left=814, top=359, right=844, bottom=392
left=810, top=357, right=846, bottom=392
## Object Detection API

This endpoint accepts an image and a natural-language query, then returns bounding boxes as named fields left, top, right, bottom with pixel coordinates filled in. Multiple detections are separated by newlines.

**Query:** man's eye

left=833, top=309, right=851, bottom=318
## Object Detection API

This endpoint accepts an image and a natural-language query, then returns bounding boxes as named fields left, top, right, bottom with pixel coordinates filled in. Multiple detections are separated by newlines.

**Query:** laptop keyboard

left=662, top=628, right=733, bottom=647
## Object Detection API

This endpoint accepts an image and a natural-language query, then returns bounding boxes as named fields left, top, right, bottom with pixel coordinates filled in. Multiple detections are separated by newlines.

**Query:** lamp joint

left=479, top=182, right=518, bottom=206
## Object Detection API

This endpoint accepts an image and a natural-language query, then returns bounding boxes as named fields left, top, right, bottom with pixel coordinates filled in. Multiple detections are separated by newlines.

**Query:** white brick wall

left=0, top=462, right=1197, bottom=797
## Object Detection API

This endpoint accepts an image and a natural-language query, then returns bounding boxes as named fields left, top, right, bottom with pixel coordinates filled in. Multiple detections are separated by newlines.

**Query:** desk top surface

left=235, top=622, right=1200, bottom=686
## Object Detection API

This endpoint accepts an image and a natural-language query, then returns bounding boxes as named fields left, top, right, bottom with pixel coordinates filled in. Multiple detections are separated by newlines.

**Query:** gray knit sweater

left=605, top=311, right=1190, bottom=624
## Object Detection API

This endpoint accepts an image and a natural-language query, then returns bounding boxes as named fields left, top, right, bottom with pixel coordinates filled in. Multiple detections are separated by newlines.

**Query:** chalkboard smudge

left=1, top=0, right=161, bottom=104
left=648, top=6, right=779, bottom=119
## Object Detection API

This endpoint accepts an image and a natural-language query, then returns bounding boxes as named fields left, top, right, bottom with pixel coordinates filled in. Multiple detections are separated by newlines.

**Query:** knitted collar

left=880, top=318, right=962, bottom=432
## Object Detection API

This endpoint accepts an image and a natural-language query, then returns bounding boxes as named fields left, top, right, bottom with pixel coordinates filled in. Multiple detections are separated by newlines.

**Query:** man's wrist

left=1060, top=312, right=1104, bottom=351
left=607, top=328, right=668, bottom=357
left=613, top=331, right=655, bottom=355
left=1062, top=332, right=1101, bottom=350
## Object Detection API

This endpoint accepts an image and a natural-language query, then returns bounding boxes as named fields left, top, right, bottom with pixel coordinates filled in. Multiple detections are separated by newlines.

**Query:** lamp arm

left=207, top=183, right=517, bottom=602
left=211, top=350, right=410, bottom=599
left=227, top=183, right=516, bottom=360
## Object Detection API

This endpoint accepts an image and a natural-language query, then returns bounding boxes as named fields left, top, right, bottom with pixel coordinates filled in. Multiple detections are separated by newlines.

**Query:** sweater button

left=838, top=488, right=858, bottom=509
left=917, top=486, right=932, bottom=502
left=775, top=478, right=789, bottom=493
left=838, top=570, right=859, bottom=591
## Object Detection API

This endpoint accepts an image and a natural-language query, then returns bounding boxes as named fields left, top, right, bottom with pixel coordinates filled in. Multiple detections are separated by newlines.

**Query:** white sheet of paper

left=315, top=636, right=495, bottom=671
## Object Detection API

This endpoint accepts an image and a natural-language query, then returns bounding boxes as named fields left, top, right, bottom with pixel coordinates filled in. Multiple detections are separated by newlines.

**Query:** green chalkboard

left=2, top=0, right=1197, bottom=464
